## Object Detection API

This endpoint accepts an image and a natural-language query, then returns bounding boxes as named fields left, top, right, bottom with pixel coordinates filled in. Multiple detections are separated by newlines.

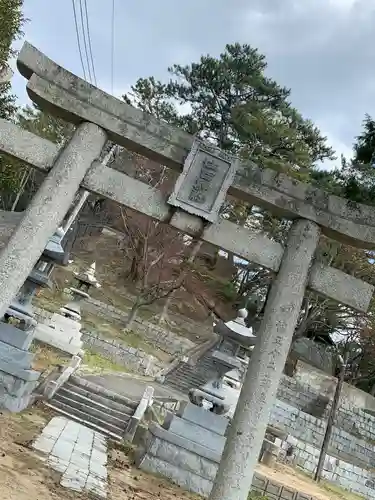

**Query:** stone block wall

left=277, top=375, right=331, bottom=419
left=277, top=363, right=375, bottom=445
left=82, top=298, right=196, bottom=355
left=270, top=399, right=375, bottom=470
left=81, top=331, right=163, bottom=377
left=287, top=435, right=375, bottom=499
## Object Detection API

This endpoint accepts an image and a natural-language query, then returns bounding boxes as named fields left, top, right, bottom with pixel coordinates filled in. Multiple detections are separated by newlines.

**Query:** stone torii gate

left=0, top=42, right=374, bottom=500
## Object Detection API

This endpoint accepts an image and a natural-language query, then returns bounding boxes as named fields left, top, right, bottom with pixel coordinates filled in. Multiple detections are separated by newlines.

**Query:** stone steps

left=164, top=351, right=217, bottom=394
left=58, top=386, right=133, bottom=420
left=62, top=381, right=136, bottom=415
left=46, top=375, right=137, bottom=440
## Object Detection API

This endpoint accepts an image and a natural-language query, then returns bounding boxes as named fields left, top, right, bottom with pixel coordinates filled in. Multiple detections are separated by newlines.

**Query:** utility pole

left=314, top=354, right=346, bottom=482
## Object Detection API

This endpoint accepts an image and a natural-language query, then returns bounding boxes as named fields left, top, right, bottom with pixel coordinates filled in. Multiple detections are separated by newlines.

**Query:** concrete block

left=33, top=435, right=56, bottom=454
left=0, top=359, right=40, bottom=381
left=140, top=454, right=212, bottom=497
left=51, top=439, right=74, bottom=461
left=252, top=473, right=268, bottom=491
left=295, top=493, right=313, bottom=500
left=165, top=416, right=225, bottom=455
left=177, top=403, right=229, bottom=435
left=149, top=436, right=218, bottom=481
left=0, top=324, right=34, bottom=349
left=0, top=342, right=34, bottom=366
left=47, top=456, right=69, bottom=474
left=266, top=480, right=283, bottom=497
left=281, top=485, right=297, bottom=500
left=70, top=452, right=90, bottom=469
left=148, top=423, right=221, bottom=463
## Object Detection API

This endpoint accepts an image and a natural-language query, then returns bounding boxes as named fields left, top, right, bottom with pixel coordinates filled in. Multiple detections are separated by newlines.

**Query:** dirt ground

left=0, top=406, right=361, bottom=500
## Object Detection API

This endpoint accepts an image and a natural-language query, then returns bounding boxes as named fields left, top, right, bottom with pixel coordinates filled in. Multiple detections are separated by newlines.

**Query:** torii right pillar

left=210, top=219, right=321, bottom=500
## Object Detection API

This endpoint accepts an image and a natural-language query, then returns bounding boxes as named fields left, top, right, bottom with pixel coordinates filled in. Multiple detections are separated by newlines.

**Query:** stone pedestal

left=137, top=402, right=227, bottom=497
left=0, top=323, right=40, bottom=411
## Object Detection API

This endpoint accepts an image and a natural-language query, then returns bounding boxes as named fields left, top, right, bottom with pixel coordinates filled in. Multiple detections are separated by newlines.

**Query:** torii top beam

left=16, top=42, right=375, bottom=250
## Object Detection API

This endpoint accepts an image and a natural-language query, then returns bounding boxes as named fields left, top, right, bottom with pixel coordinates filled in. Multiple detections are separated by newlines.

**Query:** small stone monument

left=0, top=228, right=66, bottom=411
left=34, top=262, right=100, bottom=355
left=137, top=309, right=257, bottom=496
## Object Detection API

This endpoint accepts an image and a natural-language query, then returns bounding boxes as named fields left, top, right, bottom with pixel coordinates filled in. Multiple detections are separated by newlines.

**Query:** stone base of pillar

left=136, top=403, right=313, bottom=499
left=137, top=403, right=227, bottom=497
left=0, top=323, right=40, bottom=412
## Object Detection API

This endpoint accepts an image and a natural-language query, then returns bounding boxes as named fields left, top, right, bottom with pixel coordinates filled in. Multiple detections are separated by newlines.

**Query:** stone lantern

left=60, top=262, right=101, bottom=321
left=0, top=227, right=67, bottom=411
left=5, top=227, right=66, bottom=330
left=34, top=262, right=101, bottom=355
left=189, top=308, right=256, bottom=415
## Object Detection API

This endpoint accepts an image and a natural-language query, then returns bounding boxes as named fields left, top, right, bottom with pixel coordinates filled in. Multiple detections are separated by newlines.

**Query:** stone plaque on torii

left=0, top=41, right=374, bottom=500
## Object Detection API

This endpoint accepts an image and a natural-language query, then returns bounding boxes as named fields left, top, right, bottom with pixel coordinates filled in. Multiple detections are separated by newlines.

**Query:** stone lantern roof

left=213, top=308, right=257, bottom=349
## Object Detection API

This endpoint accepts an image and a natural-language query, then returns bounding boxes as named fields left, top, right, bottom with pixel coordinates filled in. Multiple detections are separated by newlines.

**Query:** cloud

left=12, top=0, right=375, bottom=168
left=237, top=0, right=375, bottom=164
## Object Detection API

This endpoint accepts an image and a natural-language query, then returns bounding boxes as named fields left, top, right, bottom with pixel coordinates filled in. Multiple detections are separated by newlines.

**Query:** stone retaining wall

left=278, top=368, right=375, bottom=445
left=270, top=399, right=375, bottom=472
left=287, top=435, right=375, bottom=499
left=82, top=298, right=196, bottom=355
left=81, top=331, right=163, bottom=377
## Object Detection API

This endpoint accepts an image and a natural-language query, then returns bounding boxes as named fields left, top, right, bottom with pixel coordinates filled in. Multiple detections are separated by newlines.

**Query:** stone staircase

left=45, top=375, right=138, bottom=440
left=163, top=348, right=218, bottom=394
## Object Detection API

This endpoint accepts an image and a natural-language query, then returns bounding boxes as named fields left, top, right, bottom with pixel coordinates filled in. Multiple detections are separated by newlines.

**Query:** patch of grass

left=34, top=287, right=67, bottom=313
left=31, top=343, right=70, bottom=372
left=248, top=492, right=268, bottom=499
left=295, top=467, right=364, bottom=500
left=321, top=481, right=365, bottom=500
left=82, top=311, right=170, bottom=361
left=83, top=349, right=130, bottom=373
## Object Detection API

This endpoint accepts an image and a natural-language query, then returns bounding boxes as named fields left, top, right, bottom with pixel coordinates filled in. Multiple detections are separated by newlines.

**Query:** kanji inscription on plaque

left=168, top=140, right=238, bottom=222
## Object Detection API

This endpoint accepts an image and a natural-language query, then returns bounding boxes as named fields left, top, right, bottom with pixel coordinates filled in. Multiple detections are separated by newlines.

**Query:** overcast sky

left=11, top=0, right=375, bottom=169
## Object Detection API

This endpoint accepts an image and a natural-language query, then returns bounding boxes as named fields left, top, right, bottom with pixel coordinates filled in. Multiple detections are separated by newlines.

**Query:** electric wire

left=71, top=0, right=87, bottom=80
left=78, top=0, right=93, bottom=83
left=83, top=0, right=97, bottom=85
left=111, top=0, right=115, bottom=94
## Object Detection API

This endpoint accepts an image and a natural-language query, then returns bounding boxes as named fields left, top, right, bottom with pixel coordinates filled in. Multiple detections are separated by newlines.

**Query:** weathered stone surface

left=0, top=210, right=23, bottom=250
left=141, top=454, right=213, bottom=497
left=211, top=220, right=321, bottom=500
left=80, top=331, right=163, bottom=376
left=168, top=139, right=238, bottom=223
left=309, top=263, right=373, bottom=312
left=0, top=119, right=371, bottom=314
left=0, top=122, right=107, bottom=319
left=139, top=425, right=317, bottom=499
left=0, top=359, right=39, bottom=381
left=165, top=416, right=226, bottom=455
left=0, top=323, right=34, bottom=350
left=177, top=403, right=229, bottom=436
left=17, top=41, right=375, bottom=248
left=149, top=435, right=218, bottom=481
left=0, top=341, right=34, bottom=367
left=0, top=118, right=57, bottom=171
left=33, top=417, right=108, bottom=498
left=148, top=423, right=221, bottom=463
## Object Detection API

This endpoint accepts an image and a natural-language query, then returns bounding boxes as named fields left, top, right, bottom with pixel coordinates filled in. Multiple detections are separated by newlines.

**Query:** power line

left=111, top=0, right=115, bottom=94
left=71, top=0, right=87, bottom=80
left=83, top=0, right=97, bottom=86
left=78, top=0, right=93, bottom=83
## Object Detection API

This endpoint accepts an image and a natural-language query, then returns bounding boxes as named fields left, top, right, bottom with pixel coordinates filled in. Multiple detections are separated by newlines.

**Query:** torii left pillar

left=0, top=122, right=107, bottom=319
